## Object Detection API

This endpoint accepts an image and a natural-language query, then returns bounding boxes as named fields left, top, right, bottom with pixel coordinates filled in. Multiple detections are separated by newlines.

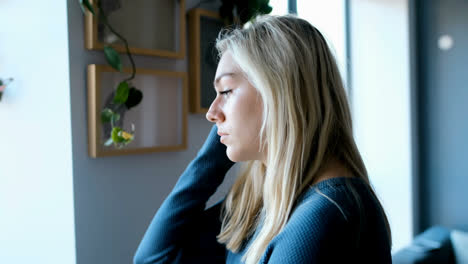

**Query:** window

left=269, top=0, right=348, bottom=88
left=269, top=0, right=288, bottom=15
left=296, top=0, right=348, bottom=87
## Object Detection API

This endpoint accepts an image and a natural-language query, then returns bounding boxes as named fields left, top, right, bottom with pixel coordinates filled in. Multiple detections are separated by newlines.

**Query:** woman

left=134, top=15, right=392, bottom=264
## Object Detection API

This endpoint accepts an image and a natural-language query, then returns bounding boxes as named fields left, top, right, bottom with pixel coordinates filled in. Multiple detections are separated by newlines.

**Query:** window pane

left=297, top=0, right=347, bottom=87
left=269, top=0, right=289, bottom=15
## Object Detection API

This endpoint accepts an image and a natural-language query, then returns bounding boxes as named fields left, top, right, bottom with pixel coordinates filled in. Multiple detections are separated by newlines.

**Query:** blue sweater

left=134, top=125, right=392, bottom=263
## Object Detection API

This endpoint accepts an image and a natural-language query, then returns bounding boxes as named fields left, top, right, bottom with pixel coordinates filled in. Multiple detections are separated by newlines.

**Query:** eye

left=220, top=89, right=232, bottom=97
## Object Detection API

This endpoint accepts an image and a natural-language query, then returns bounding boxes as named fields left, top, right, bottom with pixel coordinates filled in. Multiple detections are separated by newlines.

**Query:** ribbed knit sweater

left=133, top=125, right=392, bottom=264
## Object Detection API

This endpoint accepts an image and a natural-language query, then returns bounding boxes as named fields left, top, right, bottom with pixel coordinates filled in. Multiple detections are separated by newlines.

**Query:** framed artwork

left=188, top=8, right=225, bottom=113
left=87, top=64, right=188, bottom=157
left=85, top=0, right=186, bottom=59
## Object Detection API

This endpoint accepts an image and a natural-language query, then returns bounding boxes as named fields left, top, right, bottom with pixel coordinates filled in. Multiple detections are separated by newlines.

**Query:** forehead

left=216, top=51, right=241, bottom=77
left=213, top=52, right=244, bottom=88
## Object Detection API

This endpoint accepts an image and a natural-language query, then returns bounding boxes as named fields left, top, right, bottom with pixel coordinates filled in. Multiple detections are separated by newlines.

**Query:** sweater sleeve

left=133, top=125, right=235, bottom=264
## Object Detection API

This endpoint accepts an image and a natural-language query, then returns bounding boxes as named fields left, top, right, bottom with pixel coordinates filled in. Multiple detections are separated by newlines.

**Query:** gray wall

left=415, top=0, right=468, bottom=232
left=66, top=1, right=238, bottom=263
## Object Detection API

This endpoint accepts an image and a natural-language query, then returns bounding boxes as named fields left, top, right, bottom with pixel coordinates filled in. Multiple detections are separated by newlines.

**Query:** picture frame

left=85, top=0, right=186, bottom=59
left=87, top=64, right=188, bottom=157
left=188, top=8, right=225, bottom=113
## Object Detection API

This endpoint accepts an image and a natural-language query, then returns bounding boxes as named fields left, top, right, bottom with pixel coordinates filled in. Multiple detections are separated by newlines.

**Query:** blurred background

left=0, top=0, right=466, bottom=263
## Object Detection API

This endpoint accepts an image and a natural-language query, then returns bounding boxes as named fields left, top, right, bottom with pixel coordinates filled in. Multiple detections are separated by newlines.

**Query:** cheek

left=222, top=96, right=243, bottom=124
left=244, top=97, right=263, bottom=133
left=224, top=102, right=263, bottom=161
left=224, top=89, right=263, bottom=138
left=238, top=105, right=263, bottom=147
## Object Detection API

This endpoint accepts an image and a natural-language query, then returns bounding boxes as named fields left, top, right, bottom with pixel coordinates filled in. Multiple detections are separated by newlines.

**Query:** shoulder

left=260, top=178, right=362, bottom=262
left=261, top=177, right=392, bottom=263
left=280, top=186, right=353, bottom=247
left=290, top=177, right=367, bottom=224
left=284, top=178, right=361, bottom=236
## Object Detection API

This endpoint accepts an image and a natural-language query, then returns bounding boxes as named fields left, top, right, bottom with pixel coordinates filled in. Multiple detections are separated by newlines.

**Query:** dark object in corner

left=219, top=0, right=272, bottom=25
left=392, top=226, right=455, bottom=264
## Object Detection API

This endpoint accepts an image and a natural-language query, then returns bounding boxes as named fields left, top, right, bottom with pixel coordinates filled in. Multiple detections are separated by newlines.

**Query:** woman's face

left=206, top=51, right=265, bottom=163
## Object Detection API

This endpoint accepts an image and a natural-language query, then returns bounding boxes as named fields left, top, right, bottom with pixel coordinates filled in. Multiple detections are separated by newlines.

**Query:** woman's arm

left=133, top=125, right=235, bottom=264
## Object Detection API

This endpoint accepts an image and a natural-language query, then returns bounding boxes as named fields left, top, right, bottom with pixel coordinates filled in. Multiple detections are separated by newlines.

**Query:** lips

left=217, top=130, right=229, bottom=144
left=217, top=131, right=229, bottom=137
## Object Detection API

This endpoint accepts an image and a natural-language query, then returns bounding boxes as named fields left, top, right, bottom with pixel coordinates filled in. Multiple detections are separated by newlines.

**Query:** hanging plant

left=219, top=0, right=272, bottom=26
left=79, top=0, right=143, bottom=148
left=194, top=0, right=272, bottom=26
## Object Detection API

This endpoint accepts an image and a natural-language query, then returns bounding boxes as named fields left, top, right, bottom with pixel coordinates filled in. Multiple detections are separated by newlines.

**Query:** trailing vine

left=79, top=0, right=272, bottom=149
left=80, top=0, right=143, bottom=148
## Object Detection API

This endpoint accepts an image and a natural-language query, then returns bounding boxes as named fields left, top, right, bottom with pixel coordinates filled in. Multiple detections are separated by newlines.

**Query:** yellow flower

left=120, top=131, right=134, bottom=140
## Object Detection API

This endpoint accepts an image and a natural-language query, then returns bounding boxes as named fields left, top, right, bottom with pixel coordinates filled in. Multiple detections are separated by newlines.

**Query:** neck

left=311, top=158, right=354, bottom=186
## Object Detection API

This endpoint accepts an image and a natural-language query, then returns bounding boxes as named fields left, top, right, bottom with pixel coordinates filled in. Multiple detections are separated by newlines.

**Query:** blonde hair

left=215, top=15, right=391, bottom=263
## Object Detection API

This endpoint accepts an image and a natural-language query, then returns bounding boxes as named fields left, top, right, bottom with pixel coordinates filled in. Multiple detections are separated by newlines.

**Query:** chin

left=226, top=147, right=256, bottom=163
left=226, top=148, right=241, bottom=162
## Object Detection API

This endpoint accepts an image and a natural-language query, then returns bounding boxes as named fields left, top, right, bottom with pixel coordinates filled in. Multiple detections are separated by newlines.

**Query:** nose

left=206, top=99, right=225, bottom=123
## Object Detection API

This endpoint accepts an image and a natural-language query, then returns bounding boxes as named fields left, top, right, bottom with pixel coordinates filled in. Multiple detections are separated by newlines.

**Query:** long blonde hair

left=215, top=15, right=391, bottom=263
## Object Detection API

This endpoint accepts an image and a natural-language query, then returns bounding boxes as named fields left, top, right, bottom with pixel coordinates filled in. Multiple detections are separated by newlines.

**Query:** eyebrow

left=213, top=72, right=236, bottom=88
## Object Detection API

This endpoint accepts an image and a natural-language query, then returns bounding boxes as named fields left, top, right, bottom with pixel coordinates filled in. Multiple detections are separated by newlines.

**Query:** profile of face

left=206, top=51, right=265, bottom=163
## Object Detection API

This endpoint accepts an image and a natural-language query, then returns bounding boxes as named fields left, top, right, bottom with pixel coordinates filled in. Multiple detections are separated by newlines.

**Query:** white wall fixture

left=438, top=34, right=454, bottom=51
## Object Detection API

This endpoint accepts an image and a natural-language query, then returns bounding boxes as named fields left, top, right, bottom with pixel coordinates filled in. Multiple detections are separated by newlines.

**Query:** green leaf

left=104, top=46, right=122, bottom=72
left=111, top=113, right=120, bottom=123
left=111, top=127, right=124, bottom=143
left=125, top=87, right=143, bottom=109
left=101, top=108, right=113, bottom=123
left=113, top=81, right=130, bottom=104
left=262, top=5, right=273, bottom=14
left=79, top=0, right=95, bottom=15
